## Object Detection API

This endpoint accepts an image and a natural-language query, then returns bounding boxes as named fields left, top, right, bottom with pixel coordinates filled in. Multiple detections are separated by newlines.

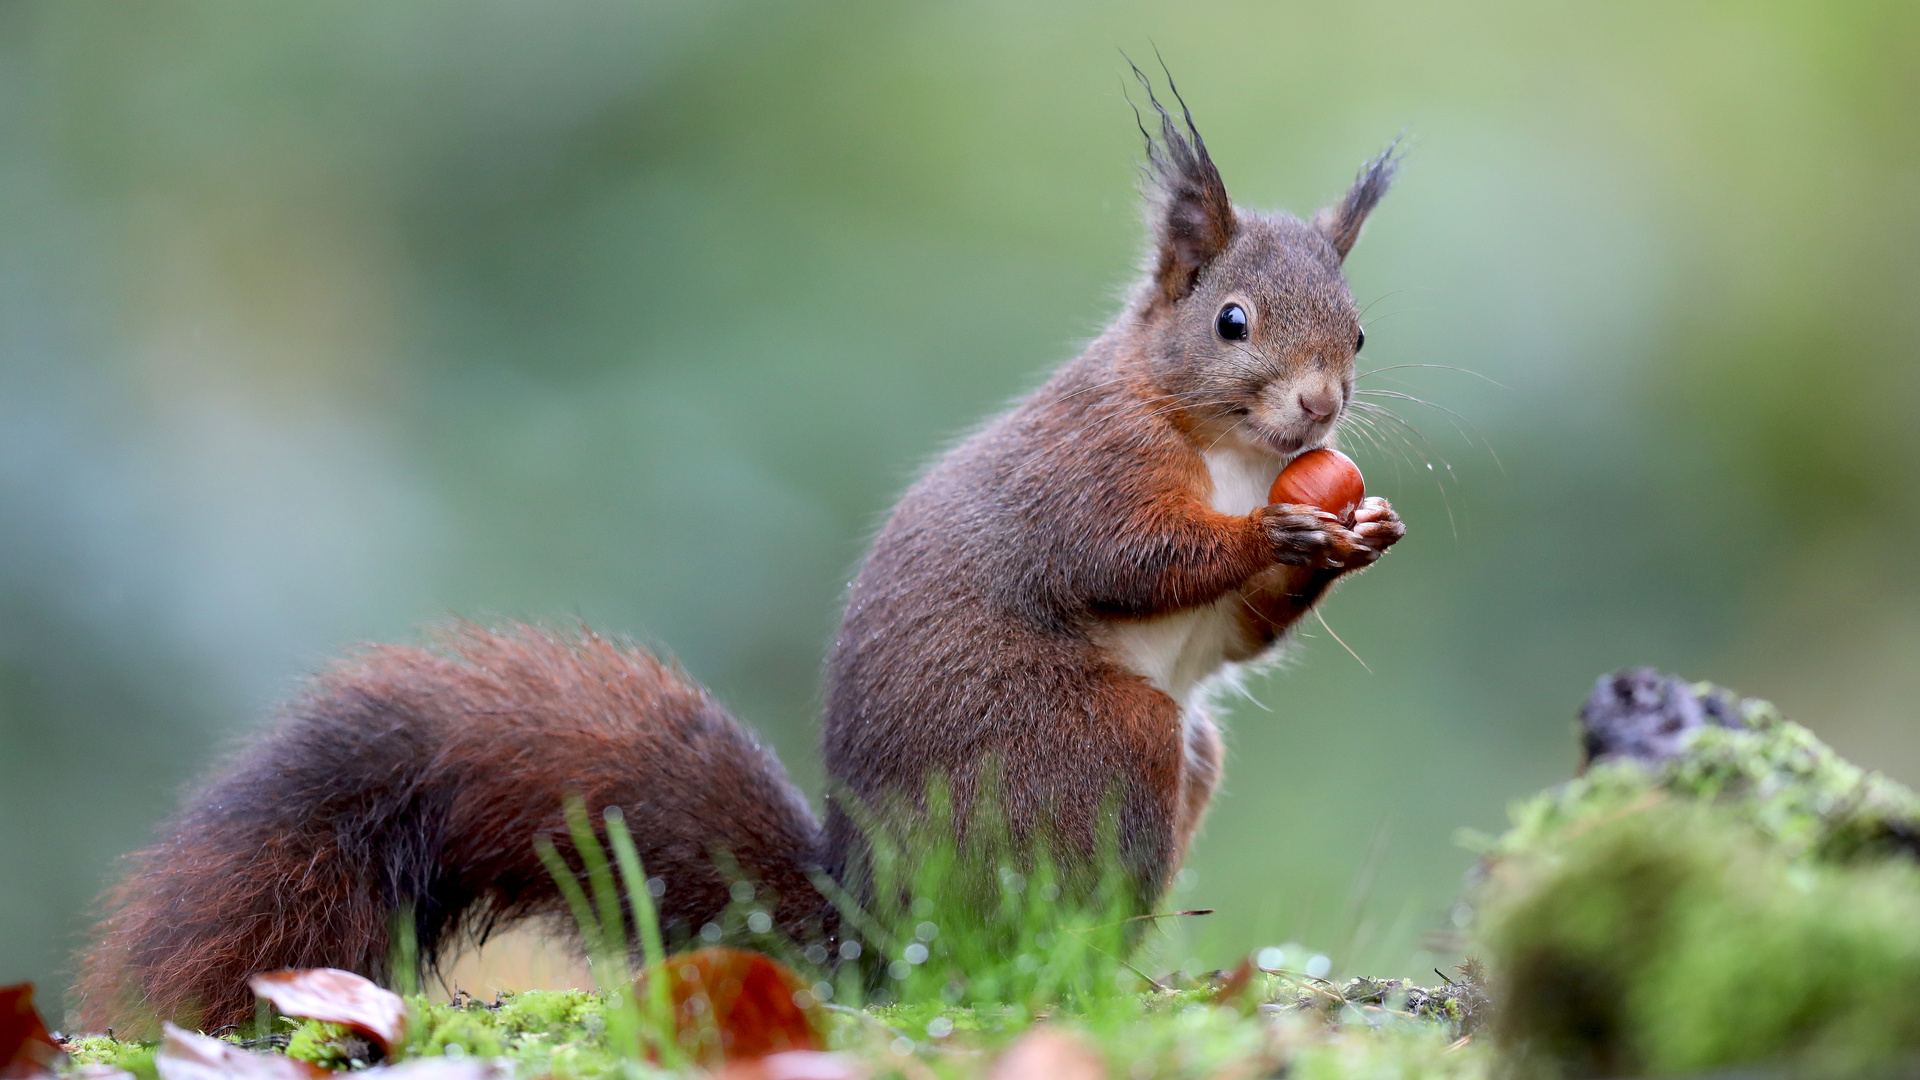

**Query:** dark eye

left=1354, top=327, right=1366, bottom=352
left=1216, top=303, right=1249, bottom=342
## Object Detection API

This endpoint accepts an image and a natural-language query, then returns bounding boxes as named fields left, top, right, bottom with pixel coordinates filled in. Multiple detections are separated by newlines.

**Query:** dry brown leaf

left=635, top=946, right=821, bottom=1062
left=988, top=1029, right=1107, bottom=1080
left=248, top=969, right=408, bottom=1054
left=0, top=983, right=60, bottom=1080
left=1211, top=958, right=1257, bottom=1008
left=155, top=1024, right=329, bottom=1080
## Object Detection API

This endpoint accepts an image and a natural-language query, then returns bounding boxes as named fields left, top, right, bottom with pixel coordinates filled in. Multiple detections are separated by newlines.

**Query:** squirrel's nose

left=1298, top=388, right=1339, bottom=423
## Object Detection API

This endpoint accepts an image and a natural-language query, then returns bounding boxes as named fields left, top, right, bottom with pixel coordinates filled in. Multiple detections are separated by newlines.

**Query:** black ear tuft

left=1317, top=138, right=1404, bottom=262
left=1127, top=57, right=1235, bottom=308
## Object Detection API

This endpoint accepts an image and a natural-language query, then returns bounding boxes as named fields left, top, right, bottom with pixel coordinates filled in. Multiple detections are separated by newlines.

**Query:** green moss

left=1477, top=682, right=1920, bottom=1077
left=488, top=988, right=603, bottom=1037
left=1487, top=684, right=1920, bottom=867
left=403, top=1000, right=508, bottom=1060
left=390, top=990, right=687, bottom=1079
left=1086, top=999, right=1276, bottom=1078
left=1287, top=1023, right=1488, bottom=1080
left=285, top=1020, right=361, bottom=1070
left=1483, top=803, right=1920, bottom=1076
left=53, top=966, right=1481, bottom=1079
left=61, top=1035, right=157, bottom=1079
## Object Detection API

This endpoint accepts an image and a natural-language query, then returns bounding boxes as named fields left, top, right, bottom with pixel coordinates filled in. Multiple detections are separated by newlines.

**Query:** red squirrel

left=77, top=81, right=1404, bottom=1032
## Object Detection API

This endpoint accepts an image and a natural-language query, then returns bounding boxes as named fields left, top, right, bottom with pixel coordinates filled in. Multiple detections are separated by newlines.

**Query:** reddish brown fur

left=79, top=624, right=823, bottom=1033
left=80, top=79, right=1404, bottom=1032
left=823, top=92, right=1405, bottom=908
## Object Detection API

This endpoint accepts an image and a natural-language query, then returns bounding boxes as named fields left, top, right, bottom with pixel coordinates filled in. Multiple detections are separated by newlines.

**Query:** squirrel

left=76, top=79, right=1405, bottom=1033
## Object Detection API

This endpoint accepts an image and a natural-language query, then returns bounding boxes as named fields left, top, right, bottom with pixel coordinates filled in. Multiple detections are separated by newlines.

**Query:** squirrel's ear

left=1133, top=67, right=1235, bottom=308
left=1314, top=141, right=1403, bottom=262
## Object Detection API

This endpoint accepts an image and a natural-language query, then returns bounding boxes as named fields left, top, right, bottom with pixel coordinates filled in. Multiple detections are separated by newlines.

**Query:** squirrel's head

left=1127, top=75, right=1399, bottom=461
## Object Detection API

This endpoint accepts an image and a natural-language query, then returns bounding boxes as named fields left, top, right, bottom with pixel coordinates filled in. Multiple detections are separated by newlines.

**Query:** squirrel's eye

left=1355, top=327, right=1366, bottom=352
left=1216, top=303, right=1249, bottom=342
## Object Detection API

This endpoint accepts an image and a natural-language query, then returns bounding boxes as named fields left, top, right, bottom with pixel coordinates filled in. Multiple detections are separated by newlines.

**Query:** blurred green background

left=4, top=1, right=1917, bottom=1017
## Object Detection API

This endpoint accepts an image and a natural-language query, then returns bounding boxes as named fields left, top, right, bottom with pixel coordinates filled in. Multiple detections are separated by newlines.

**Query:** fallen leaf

left=0, top=983, right=60, bottom=1080
left=635, top=946, right=821, bottom=1062
left=715, top=1049, right=862, bottom=1080
left=988, top=1029, right=1106, bottom=1080
left=1211, top=958, right=1256, bottom=1009
left=155, top=1024, right=328, bottom=1080
left=248, top=969, right=408, bottom=1054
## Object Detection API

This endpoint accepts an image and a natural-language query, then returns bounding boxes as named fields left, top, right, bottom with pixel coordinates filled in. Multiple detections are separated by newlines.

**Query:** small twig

left=1081, top=908, right=1215, bottom=931
left=1135, top=907, right=1214, bottom=921
left=1299, top=982, right=1349, bottom=1006
left=1261, top=965, right=1347, bottom=1006
left=1259, top=965, right=1420, bottom=1023
left=1061, top=926, right=1169, bottom=991
left=1256, top=964, right=1336, bottom=987
left=1108, top=951, right=1172, bottom=993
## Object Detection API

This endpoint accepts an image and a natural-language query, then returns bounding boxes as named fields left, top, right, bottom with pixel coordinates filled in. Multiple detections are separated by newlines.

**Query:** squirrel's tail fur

left=77, top=622, right=827, bottom=1034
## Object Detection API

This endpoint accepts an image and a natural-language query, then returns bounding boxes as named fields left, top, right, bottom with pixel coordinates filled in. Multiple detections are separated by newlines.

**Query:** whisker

left=1055, top=369, right=1253, bottom=407
left=1358, top=308, right=1430, bottom=329
left=1202, top=415, right=1252, bottom=454
left=1348, top=407, right=1457, bottom=501
left=1336, top=406, right=1405, bottom=476
left=1356, top=363, right=1508, bottom=390
left=1055, top=372, right=1163, bottom=402
left=1126, top=393, right=1248, bottom=417
left=1119, top=391, right=1243, bottom=412
left=1341, top=410, right=1428, bottom=499
left=1182, top=340, right=1279, bottom=385
left=1076, top=384, right=1236, bottom=409
left=1358, top=286, right=1436, bottom=319
left=1346, top=402, right=1460, bottom=538
left=1334, top=412, right=1392, bottom=463
left=1074, top=387, right=1245, bottom=421
left=1354, top=390, right=1504, bottom=475
left=1314, top=608, right=1372, bottom=674
left=1348, top=401, right=1448, bottom=469
left=1073, top=395, right=1250, bottom=440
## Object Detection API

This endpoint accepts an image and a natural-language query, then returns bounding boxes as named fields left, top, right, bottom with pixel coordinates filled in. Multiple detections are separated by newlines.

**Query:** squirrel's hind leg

left=1174, top=704, right=1224, bottom=870
left=1001, top=667, right=1192, bottom=914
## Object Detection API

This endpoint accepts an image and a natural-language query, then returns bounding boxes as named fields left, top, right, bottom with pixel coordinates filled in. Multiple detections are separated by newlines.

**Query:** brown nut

left=1268, top=448, right=1365, bottom=523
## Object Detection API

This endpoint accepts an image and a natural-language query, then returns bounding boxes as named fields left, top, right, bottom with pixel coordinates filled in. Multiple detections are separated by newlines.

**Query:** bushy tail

left=77, top=622, right=827, bottom=1034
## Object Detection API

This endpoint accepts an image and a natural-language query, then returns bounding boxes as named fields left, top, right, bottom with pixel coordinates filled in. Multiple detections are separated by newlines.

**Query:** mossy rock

left=1478, top=673, right=1920, bottom=1077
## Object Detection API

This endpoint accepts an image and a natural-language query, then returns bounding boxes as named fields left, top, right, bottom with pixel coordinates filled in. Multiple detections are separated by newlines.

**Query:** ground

left=46, top=675, right=1920, bottom=1079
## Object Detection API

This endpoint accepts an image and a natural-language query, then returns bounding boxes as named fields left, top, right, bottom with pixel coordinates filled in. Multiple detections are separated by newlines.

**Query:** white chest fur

left=1200, top=444, right=1283, bottom=517
left=1095, top=443, right=1283, bottom=706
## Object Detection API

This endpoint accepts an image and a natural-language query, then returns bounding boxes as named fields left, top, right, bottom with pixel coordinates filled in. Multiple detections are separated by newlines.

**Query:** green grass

left=55, top=778, right=1486, bottom=1079
left=531, top=794, right=679, bottom=1067
left=59, top=976, right=1488, bottom=1080
left=52, top=681, right=1920, bottom=1079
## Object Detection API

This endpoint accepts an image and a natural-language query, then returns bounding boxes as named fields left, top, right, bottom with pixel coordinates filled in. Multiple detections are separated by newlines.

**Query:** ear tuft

left=1316, top=138, right=1405, bottom=262
left=1127, top=57, right=1235, bottom=308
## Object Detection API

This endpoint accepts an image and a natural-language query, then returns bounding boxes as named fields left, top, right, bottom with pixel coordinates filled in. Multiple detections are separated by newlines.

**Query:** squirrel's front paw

left=1345, top=497, right=1406, bottom=567
left=1258, top=504, right=1368, bottom=570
